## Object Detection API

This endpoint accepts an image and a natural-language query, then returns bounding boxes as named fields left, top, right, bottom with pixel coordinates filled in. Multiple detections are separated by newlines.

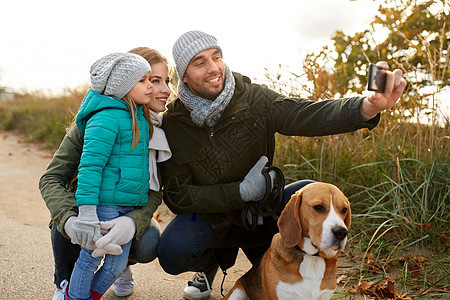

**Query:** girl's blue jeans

left=67, top=206, right=133, bottom=300
left=157, top=179, right=315, bottom=275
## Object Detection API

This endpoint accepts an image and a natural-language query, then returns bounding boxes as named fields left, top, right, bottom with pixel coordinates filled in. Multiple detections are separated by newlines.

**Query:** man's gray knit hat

left=90, top=53, right=151, bottom=99
left=172, top=30, right=222, bottom=79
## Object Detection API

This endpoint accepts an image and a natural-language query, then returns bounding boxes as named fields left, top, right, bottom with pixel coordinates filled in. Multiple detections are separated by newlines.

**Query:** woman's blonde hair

left=126, top=47, right=172, bottom=148
left=128, top=47, right=170, bottom=66
left=129, top=46, right=176, bottom=96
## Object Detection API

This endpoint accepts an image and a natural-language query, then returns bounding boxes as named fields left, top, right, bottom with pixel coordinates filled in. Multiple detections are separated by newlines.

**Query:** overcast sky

left=1, top=0, right=381, bottom=92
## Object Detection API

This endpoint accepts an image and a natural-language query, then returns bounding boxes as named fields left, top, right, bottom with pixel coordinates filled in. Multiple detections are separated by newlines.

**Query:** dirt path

left=0, top=131, right=253, bottom=299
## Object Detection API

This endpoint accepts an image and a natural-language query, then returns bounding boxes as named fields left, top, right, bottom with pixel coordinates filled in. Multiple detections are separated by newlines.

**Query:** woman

left=39, top=47, right=172, bottom=300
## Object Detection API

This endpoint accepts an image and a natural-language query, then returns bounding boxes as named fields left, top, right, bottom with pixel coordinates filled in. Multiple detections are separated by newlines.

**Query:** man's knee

left=157, top=214, right=216, bottom=274
left=157, top=231, right=192, bottom=275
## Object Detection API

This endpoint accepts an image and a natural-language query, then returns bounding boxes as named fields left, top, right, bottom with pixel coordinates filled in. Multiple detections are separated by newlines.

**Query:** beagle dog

left=224, top=182, right=351, bottom=300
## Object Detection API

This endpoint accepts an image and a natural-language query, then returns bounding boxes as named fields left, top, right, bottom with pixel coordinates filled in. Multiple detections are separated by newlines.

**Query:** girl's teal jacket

left=75, top=89, right=150, bottom=207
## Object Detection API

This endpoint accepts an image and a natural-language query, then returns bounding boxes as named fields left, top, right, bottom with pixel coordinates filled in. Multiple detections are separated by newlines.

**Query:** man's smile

left=206, top=76, right=220, bottom=83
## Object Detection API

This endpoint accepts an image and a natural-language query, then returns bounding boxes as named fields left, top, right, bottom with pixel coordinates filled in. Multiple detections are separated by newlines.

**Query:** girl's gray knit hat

left=90, top=53, right=151, bottom=99
left=172, top=30, right=222, bottom=79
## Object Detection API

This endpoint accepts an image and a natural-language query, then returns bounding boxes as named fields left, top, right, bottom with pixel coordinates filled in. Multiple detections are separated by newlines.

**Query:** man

left=157, top=30, right=406, bottom=300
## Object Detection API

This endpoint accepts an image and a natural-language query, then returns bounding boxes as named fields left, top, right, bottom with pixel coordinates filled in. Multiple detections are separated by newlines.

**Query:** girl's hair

left=122, top=94, right=154, bottom=148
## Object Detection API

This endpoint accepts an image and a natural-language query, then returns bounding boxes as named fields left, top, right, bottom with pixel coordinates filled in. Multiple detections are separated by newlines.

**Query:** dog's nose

left=332, top=227, right=348, bottom=241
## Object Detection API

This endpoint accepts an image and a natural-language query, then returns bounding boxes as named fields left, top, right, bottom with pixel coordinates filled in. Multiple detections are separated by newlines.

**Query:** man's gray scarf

left=178, top=64, right=235, bottom=127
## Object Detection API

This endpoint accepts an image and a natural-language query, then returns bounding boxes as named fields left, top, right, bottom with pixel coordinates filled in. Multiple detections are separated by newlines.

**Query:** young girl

left=66, top=52, right=171, bottom=300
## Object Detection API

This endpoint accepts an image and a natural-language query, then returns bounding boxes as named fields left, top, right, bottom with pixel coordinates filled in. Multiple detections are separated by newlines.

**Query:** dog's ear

left=278, top=190, right=303, bottom=248
left=344, top=201, right=351, bottom=230
left=342, top=199, right=351, bottom=253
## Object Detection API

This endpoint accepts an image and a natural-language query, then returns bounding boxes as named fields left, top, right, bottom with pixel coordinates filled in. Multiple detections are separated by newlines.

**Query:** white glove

left=64, top=216, right=77, bottom=239
left=71, top=205, right=101, bottom=250
left=91, top=243, right=123, bottom=257
left=65, top=216, right=123, bottom=256
left=91, top=216, right=136, bottom=257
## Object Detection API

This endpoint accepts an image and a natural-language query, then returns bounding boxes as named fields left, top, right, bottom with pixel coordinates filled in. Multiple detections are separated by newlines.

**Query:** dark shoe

left=183, top=267, right=218, bottom=299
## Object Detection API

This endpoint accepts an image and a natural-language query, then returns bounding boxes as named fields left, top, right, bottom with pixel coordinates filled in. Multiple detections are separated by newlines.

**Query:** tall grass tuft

left=274, top=118, right=449, bottom=297
left=0, top=86, right=86, bottom=149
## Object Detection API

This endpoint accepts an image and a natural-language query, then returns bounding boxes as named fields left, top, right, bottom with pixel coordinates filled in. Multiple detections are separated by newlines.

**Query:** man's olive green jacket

left=161, top=72, right=379, bottom=238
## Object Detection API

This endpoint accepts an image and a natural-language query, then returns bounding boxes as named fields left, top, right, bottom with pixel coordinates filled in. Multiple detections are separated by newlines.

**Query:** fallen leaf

left=336, top=274, right=348, bottom=285
left=366, top=253, right=383, bottom=273
left=397, top=293, right=413, bottom=300
left=375, top=275, right=396, bottom=298
left=358, top=280, right=374, bottom=295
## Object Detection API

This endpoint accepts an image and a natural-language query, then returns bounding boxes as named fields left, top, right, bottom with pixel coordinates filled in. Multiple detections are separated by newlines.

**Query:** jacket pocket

left=114, top=167, right=142, bottom=205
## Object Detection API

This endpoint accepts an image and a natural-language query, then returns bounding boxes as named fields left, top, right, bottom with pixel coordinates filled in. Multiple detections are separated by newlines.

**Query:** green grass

left=0, top=87, right=448, bottom=298
left=274, top=122, right=449, bottom=299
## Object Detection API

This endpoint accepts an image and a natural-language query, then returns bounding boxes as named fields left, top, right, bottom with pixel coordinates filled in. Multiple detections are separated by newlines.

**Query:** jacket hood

left=76, top=89, right=131, bottom=132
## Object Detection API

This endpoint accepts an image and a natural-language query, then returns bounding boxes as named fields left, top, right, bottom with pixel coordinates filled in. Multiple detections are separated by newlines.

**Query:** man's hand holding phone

left=361, top=61, right=407, bottom=118
left=368, top=63, right=387, bottom=93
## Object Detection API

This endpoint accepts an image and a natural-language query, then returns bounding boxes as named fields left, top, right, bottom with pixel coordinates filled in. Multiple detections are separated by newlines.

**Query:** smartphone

left=368, top=63, right=387, bottom=93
